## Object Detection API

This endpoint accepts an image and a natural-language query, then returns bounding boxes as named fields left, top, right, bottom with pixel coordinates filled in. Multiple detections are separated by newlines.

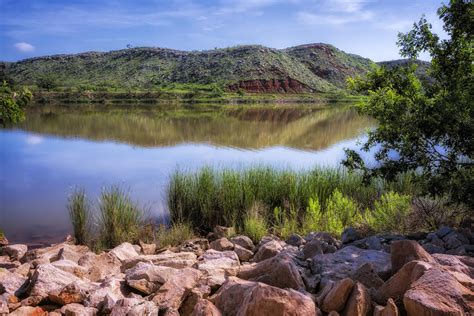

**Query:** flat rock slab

left=310, top=246, right=391, bottom=287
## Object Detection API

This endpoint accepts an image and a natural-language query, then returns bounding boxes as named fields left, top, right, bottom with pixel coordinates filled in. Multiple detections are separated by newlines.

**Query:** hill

left=1, top=44, right=375, bottom=93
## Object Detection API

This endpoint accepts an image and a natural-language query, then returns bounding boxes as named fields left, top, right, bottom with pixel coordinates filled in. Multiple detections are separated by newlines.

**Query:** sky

left=0, top=0, right=445, bottom=62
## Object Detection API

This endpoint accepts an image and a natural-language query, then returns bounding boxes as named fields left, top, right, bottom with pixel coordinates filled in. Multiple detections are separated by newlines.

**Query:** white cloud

left=325, top=0, right=370, bottom=13
left=14, top=42, right=35, bottom=52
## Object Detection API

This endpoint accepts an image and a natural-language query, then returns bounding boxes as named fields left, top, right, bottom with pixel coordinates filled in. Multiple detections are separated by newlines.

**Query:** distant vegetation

left=1, top=43, right=375, bottom=93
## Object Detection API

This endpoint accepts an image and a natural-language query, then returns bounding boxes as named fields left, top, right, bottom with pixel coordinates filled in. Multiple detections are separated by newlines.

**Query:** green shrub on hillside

left=365, top=191, right=411, bottom=233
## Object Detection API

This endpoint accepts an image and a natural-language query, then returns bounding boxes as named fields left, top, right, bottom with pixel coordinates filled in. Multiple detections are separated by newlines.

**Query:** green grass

left=67, top=186, right=150, bottom=250
left=167, top=166, right=419, bottom=237
left=67, top=188, right=91, bottom=245
left=243, top=202, right=269, bottom=242
left=155, top=222, right=196, bottom=247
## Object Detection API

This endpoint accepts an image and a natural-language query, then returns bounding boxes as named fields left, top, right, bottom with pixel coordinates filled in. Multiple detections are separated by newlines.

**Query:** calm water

left=0, top=104, right=373, bottom=245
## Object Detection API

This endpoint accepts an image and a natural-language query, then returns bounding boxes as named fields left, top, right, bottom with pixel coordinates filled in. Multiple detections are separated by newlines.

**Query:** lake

left=0, top=103, right=373, bottom=245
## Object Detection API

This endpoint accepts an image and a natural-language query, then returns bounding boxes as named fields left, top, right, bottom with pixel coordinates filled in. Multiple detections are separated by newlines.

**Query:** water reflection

left=0, top=104, right=373, bottom=245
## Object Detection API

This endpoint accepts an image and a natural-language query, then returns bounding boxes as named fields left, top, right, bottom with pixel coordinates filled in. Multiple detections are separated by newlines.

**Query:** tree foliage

left=0, top=81, right=32, bottom=126
left=36, top=73, right=59, bottom=91
left=344, top=0, right=473, bottom=206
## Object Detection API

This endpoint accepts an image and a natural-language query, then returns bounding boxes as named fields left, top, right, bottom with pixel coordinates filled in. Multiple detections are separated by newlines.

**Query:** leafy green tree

left=344, top=0, right=473, bottom=206
left=36, top=74, right=59, bottom=91
left=0, top=81, right=32, bottom=126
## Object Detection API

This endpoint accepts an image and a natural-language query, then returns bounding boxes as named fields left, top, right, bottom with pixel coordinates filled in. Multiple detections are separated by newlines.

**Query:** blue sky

left=1, top=0, right=444, bottom=62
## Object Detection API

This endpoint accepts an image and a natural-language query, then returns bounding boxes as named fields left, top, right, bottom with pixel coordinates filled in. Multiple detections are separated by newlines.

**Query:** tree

left=343, top=0, right=473, bottom=206
left=0, top=81, right=32, bottom=126
left=36, top=74, right=59, bottom=91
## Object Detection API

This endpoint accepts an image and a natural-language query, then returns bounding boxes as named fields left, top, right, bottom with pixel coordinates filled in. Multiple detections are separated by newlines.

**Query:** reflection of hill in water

left=17, top=106, right=373, bottom=151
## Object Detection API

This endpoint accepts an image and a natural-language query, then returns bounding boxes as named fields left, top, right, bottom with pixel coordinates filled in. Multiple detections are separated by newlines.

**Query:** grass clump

left=67, top=186, right=150, bottom=251
left=96, top=186, right=145, bottom=249
left=243, top=202, right=268, bottom=243
left=155, top=222, right=195, bottom=247
left=67, top=188, right=91, bottom=245
left=323, top=189, right=361, bottom=236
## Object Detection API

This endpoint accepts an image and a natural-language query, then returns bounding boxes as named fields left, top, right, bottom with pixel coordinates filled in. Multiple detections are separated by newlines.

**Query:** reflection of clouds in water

left=25, top=135, right=44, bottom=145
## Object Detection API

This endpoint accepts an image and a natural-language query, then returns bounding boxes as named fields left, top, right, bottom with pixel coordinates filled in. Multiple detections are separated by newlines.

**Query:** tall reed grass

left=167, top=166, right=418, bottom=233
left=68, top=186, right=149, bottom=250
left=67, top=188, right=91, bottom=245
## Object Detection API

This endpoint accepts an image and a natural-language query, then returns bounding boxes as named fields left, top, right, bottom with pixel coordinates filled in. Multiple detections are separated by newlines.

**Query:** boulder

left=120, top=251, right=197, bottom=271
left=310, top=246, right=391, bottom=287
left=23, top=242, right=71, bottom=263
left=139, top=240, right=157, bottom=255
left=0, top=269, right=28, bottom=296
left=84, top=276, right=129, bottom=309
left=432, top=253, right=474, bottom=276
left=390, top=240, right=435, bottom=274
left=20, top=295, right=42, bottom=307
left=211, top=277, right=317, bottom=316
left=230, top=235, right=254, bottom=251
left=51, top=259, right=88, bottom=278
left=238, top=253, right=305, bottom=290
left=152, top=268, right=202, bottom=311
left=48, top=282, right=85, bottom=305
left=342, top=227, right=362, bottom=244
left=109, top=297, right=142, bottom=315
left=286, top=234, right=306, bottom=247
left=195, top=250, right=240, bottom=288
left=179, top=285, right=211, bottom=316
left=58, top=245, right=90, bottom=263
left=373, top=298, right=398, bottom=316
left=78, top=252, right=121, bottom=282
left=253, top=240, right=282, bottom=262
left=435, top=226, right=453, bottom=239
left=128, top=301, right=159, bottom=315
left=342, top=282, right=371, bottom=316
left=375, top=260, right=433, bottom=304
left=302, top=238, right=323, bottom=259
left=125, top=262, right=199, bottom=295
left=321, top=278, right=354, bottom=313
left=191, top=299, right=222, bottom=316
left=233, top=245, right=253, bottom=262
left=351, top=263, right=384, bottom=289
left=209, top=238, right=234, bottom=252
left=109, top=242, right=139, bottom=262
left=9, top=306, right=48, bottom=315
left=28, top=264, right=93, bottom=300
left=60, top=303, right=98, bottom=315
left=1, top=244, right=27, bottom=261
left=403, top=268, right=474, bottom=315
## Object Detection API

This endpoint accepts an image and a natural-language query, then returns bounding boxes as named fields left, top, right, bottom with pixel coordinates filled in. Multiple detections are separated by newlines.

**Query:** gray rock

left=435, top=226, right=453, bottom=238
left=422, top=243, right=445, bottom=254
left=196, top=250, right=240, bottom=288
left=230, top=235, right=254, bottom=251
left=121, top=251, right=197, bottom=271
left=302, top=238, right=323, bottom=259
left=58, top=245, right=90, bottom=263
left=342, top=227, right=362, bottom=244
left=85, top=276, right=129, bottom=309
left=179, top=238, right=209, bottom=256
left=310, top=246, right=391, bottom=287
left=285, top=234, right=306, bottom=247
left=351, top=262, right=384, bottom=289
left=128, top=301, right=159, bottom=315
left=365, top=236, right=383, bottom=251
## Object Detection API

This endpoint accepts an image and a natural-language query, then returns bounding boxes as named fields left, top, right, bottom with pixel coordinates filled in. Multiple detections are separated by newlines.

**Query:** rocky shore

left=0, top=226, right=472, bottom=315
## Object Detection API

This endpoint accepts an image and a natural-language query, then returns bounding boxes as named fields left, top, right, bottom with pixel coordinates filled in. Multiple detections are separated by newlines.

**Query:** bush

left=156, top=222, right=195, bottom=247
left=323, top=190, right=361, bottom=236
left=67, top=188, right=91, bottom=245
left=243, top=202, right=268, bottom=243
left=96, top=186, right=146, bottom=249
left=302, top=196, right=323, bottom=234
left=365, top=191, right=411, bottom=233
